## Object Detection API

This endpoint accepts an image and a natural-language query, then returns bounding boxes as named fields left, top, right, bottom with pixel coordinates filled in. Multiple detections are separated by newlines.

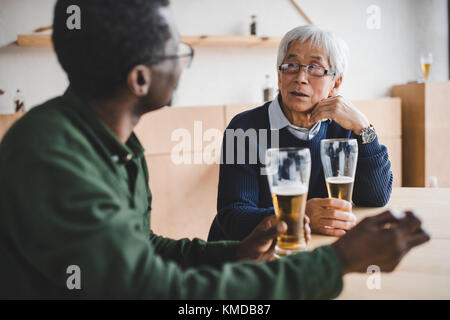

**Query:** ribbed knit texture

left=208, top=102, right=393, bottom=241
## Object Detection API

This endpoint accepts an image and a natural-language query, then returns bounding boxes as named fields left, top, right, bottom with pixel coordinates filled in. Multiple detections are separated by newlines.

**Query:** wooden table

left=309, top=187, right=450, bottom=300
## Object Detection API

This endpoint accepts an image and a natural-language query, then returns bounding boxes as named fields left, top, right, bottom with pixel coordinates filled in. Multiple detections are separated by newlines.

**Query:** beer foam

left=271, top=185, right=308, bottom=196
left=326, top=176, right=354, bottom=184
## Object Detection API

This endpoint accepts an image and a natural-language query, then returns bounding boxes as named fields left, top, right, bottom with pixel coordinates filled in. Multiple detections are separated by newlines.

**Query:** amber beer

left=326, top=176, right=354, bottom=202
left=421, top=63, right=431, bottom=80
left=271, top=185, right=308, bottom=255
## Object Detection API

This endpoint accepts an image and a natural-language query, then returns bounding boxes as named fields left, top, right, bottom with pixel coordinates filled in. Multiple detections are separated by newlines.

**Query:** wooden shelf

left=17, top=34, right=52, bottom=47
left=17, top=34, right=281, bottom=48
left=181, top=35, right=280, bottom=48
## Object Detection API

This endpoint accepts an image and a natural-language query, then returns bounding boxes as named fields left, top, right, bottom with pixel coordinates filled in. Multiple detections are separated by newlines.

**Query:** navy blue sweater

left=208, top=102, right=393, bottom=241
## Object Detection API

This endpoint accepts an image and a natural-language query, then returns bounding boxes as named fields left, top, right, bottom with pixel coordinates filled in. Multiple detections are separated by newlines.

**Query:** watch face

left=362, top=126, right=376, bottom=144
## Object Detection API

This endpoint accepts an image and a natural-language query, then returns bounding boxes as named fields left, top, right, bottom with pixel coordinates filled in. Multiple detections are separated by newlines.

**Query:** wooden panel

left=426, top=82, right=450, bottom=187
left=379, top=137, right=402, bottom=187
left=354, top=98, right=402, bottom=187
left=392, top=83, right=426, bottom=187
left=0, top=113, right=25, bottom=141
left=134, top=105, right=225, bottom=155
left=146, top=153, right=220, bottom=241
left=353, top=98, right=402, bottom=138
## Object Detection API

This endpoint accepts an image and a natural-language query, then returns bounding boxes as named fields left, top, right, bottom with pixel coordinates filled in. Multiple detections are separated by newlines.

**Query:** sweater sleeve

left=172, top=245, right=344, bottom=300
left=149, top=231, right=240, bottom=269
left=212, top=128, right=274, bottom=241
left=352, top=135, right=393, bottom=207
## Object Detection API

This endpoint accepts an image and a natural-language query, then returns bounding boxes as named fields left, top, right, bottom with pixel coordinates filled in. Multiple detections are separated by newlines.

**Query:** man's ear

left=127, top=65, right=152, bottom=97
left=328, top=75, right=343, bottom=97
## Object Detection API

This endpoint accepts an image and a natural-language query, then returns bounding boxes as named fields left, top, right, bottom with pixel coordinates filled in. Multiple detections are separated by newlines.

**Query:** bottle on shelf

left=250, top=15, right=257, bottom=36
left=14, top=89, right=26, bottom=113
left=263, top=74, right=274, bottom=102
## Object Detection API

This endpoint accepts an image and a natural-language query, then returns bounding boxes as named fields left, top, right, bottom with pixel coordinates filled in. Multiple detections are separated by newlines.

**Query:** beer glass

left=420, top=52, right=432, bottom=82
left=320, top=139, right=358, bottom=202
left=265, top=147, right=311, bottom=256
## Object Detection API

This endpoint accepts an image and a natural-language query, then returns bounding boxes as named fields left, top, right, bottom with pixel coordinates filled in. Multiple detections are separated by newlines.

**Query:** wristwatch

left=357, top=125, right=377, bottom=144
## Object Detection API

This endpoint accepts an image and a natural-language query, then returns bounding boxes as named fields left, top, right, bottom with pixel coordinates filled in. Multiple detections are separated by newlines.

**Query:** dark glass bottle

left=250, top=15, right=257, bottom=35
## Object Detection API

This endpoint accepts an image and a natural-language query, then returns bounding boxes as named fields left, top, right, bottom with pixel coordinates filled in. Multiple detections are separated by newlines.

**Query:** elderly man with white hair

left=208, top=25, right=393, bottom=242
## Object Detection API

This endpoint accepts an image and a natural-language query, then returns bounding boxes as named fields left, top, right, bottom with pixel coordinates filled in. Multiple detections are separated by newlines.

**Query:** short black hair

left=53, top=0, right=171, bottom=99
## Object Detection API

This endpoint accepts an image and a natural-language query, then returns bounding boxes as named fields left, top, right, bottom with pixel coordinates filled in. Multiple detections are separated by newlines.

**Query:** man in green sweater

left=0, top=0, right=429, bottom=299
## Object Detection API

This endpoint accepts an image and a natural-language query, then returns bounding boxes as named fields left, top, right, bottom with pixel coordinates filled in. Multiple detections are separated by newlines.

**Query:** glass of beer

left=320, top=139, right=358, bottom=202
left=265, top=147, right=311, bottom=257
left=420, top=52, right=432, bottom=82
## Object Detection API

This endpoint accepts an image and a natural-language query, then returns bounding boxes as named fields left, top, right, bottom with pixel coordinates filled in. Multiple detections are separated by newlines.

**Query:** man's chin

left=285, top=101, right=314, bottom=114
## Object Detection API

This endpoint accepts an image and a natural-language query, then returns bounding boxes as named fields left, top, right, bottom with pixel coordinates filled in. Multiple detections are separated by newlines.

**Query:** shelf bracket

left=289, top=0, right=314, bottom=24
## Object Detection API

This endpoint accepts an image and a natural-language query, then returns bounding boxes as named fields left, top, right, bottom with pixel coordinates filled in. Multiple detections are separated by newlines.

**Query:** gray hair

left=277, top=25, right=349, bottom=80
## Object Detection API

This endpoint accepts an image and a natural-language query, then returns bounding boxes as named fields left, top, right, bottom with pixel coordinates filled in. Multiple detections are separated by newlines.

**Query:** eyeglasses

left=157, top=42, right=195, bottom=69
left=278, top=63, right=335, bottom=77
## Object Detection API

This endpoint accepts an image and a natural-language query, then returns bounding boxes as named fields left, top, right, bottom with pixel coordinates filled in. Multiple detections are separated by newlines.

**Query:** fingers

left=406, top=229, right=430, bottom=250
left=258, top=215, right=279, bottom=232
left=398, top=211, right=430, bottom=250
left=316, top=226, right=346, bottom=237
left=309, top=111, right=327, bottom=124
left=259, top=220, right=287, bottom=243
left=309, top=96, right=342, bottom=123
left=373, top=210, right=423, bottom=235
left=266, top=236, right=278, bottom=255
left=320, top=209, right=356, bottom=222
left=320, top=218, right=356, bottom=230
left=250, top=216, right=286, bottom=245
left=370, top=210, right=403, bottom=226
left=304, top=221, right=311, bottom=244
left=317, top=198, right=353, bottom=212
left=277, top=220, right=288, bottom=234
left=398, top=211, right=422, bottom=234
left=307, top=198, right=352, bottom=212
left=304, top=214, right=310, bottom=224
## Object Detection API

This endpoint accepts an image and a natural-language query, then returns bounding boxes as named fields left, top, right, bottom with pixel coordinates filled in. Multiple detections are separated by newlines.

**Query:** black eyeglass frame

left=156, top=42, right=195, bottom=68
left=278, top=63, right=336, bottom=77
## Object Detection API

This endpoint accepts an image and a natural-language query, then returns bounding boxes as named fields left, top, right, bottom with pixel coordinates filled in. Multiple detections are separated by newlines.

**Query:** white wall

left=0, top=0, right=448, bottom=113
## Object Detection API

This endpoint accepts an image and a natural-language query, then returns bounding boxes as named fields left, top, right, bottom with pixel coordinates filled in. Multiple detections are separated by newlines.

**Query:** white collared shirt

left=268, top=95, right=327, bottom=141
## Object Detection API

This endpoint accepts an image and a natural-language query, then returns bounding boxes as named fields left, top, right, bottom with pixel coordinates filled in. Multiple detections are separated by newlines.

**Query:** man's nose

left=295, top=66, right=308, bottom=84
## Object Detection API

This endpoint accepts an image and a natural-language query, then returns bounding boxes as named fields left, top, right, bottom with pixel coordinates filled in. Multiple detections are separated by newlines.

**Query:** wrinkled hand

left=309, top=95, right=370, bottom=135
left=307, top=198, right=356, bottom=237
left=332, top=210, right=430, bottom=274
left=236, top=215, right=311, bottom=262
